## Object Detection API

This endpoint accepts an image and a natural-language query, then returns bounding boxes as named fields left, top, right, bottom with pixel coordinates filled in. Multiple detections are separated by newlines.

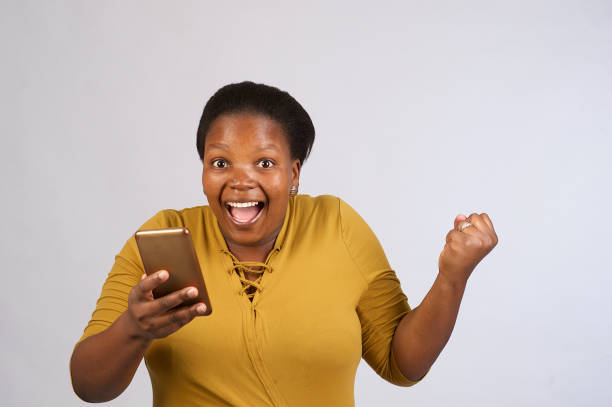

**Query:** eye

left=211, top=159, right=228, bottom=168
left=257, top=159, right=275, bottom=169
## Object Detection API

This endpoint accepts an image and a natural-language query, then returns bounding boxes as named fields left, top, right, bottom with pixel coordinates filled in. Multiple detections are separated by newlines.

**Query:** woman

left=70, top=82, right=498, bottom=406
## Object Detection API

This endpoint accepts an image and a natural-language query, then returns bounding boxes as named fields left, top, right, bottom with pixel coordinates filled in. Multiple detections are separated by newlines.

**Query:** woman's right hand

left=125, top=270, right=208, bottom=340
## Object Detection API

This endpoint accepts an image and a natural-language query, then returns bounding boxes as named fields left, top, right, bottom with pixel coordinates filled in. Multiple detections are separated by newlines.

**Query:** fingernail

left=196, top=304, right=206, bottom=313
left=187, top=287, right=197, bottom=297
left=158, top=270, right=168, bottom=279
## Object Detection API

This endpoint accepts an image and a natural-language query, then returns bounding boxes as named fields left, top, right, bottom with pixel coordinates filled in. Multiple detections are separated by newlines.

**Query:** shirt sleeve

left=338, top=198, right=421, bottom=387
left=77, top=210, right=183, bottom=343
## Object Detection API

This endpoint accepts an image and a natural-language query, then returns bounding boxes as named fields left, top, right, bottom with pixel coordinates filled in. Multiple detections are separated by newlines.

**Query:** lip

left=223, top=200, right=265, bottom=227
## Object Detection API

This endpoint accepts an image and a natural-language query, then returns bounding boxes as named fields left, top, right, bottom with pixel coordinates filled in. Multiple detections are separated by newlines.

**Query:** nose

left=228, top=166, right=257, bottom=191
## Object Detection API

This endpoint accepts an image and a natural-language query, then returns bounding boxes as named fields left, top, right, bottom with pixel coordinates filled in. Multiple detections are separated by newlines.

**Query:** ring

left=459, top=221, right=472, bottom=232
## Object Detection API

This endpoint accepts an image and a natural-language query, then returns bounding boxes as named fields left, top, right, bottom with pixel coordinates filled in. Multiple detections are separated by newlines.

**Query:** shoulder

left=300, top=195, right=390, bottom=279
left=291, top=194, right=367, bottom=227
left=139, top=205, right=211, bottom=230
left=291, top=194, right=350, bottom=226
left=293, top=194, right=340, bottom=214
left=290, top=194, right=375, bottom=247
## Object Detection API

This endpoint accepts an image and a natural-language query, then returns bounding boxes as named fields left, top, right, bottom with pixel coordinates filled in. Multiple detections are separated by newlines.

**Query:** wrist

left=436, top=271, right=468, bottom=294
left=118, top=312, right=153, bottom=347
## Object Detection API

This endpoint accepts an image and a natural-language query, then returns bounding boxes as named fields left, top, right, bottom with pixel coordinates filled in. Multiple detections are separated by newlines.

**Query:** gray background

left=2, top=1, right=611, bottom=406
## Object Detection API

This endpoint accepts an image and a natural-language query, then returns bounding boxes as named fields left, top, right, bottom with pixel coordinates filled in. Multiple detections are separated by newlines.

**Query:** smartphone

left=135, top=227, right=212, bottom=315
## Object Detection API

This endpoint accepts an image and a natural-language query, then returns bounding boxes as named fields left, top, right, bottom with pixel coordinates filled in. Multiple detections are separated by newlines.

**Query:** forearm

left=392, top=273, right=466, bottom=381
left=70, top=312, right=152, bottom=402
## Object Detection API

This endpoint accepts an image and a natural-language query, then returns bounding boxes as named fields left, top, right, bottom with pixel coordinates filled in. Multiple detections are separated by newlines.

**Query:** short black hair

left=196, top=81, right=315, bottom=164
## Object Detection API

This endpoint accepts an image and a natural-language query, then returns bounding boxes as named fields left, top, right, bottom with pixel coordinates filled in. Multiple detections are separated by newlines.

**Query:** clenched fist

left=438, top=213, right=498, bottom=286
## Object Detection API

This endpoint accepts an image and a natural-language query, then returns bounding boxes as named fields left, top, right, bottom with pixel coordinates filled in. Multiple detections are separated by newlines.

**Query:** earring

left=289, top=185, right=298, bottom=196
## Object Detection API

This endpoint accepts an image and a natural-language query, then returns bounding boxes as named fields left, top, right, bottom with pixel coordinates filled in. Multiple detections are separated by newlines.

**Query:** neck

left=226, top=240, right=275, bottom=263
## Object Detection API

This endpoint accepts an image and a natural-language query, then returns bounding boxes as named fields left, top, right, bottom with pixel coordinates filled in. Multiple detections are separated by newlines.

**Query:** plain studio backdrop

left=2, top=1, right=611, bottom=406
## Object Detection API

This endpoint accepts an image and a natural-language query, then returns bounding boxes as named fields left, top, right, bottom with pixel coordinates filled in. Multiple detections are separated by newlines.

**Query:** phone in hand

left=135, top=227, right=212, bottom=315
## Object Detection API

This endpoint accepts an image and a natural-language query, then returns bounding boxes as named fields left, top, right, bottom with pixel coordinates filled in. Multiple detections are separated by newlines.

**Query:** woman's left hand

left=438, top=213, right=498, bottom=286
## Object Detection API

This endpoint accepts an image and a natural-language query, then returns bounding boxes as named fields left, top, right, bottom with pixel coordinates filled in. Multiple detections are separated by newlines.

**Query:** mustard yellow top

left=79, top=195, right=418, bottom=406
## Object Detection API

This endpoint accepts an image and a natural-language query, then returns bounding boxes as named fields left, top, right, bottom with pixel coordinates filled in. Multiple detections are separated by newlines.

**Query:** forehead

left=205, top=113, right=289, bottom=151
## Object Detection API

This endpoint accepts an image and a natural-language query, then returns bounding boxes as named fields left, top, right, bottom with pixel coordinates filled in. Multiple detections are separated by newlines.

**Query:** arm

left=392, top=213, right=498, bottom=381
left=70, top=270, right=207, bottom=402
left=70, top=312, right=152, bottom=402
left=392, top=272, right=466, bottom=381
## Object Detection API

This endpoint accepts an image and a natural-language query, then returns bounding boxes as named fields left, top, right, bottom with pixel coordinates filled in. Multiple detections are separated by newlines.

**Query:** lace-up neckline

left=213, top=198, right=292, bottom=301
left=222, top=250, right=274, bottom=300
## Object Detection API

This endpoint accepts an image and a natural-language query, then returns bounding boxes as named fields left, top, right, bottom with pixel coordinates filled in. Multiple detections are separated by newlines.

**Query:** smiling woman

left=70, top=82, right=498, bottom=407
left=201, top=112, right=300, bottom=262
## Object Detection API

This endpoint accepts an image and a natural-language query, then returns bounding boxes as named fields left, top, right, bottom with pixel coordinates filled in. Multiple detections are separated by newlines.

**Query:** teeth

left=227, top=201, right=259, bottom=208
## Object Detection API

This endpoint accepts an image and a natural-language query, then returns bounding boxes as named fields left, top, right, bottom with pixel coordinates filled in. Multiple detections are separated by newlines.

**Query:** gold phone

left=135, top=227, right=212, bottom=315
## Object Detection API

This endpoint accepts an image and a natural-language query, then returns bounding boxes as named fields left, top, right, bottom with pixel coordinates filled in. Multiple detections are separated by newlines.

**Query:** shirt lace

left=222, top=250, right=273, bottom=300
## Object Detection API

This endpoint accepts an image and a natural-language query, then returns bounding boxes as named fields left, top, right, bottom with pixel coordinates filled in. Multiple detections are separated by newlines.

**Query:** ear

left=291, top=159, right=301, bottom=187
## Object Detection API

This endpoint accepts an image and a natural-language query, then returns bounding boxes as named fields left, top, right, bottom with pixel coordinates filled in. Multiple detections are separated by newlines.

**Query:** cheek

left=201, top=174, right=220, bottom=198
left=266, top=173, right=290, bottom=197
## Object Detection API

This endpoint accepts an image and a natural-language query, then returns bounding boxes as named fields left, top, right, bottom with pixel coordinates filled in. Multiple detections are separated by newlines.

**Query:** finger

left=157, top=303, right=206, bottom=337
left=138, top=273, right=155, bottom=301
left=461, top=214, right=499, bottom=252
left=153, top=286, right=199, bottom=313
left=136, top=270, right=169, bottom=297
left=446, top=229, right=469, bottom=244
left=467, top=214, right=497, bottom=242
left=480, top=213, right=495, bottom=232
left=454, top=214, right=467, bottom=231
left=462, top=213, right=487, bottom=233
left=169, top=303, right=207, bottom=324
left=169, top=303, right=203, bottom=324
left=194, top=302, right=207, bottom=315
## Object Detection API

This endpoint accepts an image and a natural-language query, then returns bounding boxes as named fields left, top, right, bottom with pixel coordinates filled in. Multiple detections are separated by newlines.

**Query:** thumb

left=454, top=214, right=467, bottom=230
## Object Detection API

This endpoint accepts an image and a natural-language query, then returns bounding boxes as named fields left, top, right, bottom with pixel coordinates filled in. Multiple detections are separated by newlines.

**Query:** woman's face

left=202, top=112, right=300, bottom=250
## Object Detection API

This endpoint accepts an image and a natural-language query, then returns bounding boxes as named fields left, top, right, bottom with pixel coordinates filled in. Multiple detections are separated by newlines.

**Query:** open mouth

left=225, top=201, right=265, bottom=225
